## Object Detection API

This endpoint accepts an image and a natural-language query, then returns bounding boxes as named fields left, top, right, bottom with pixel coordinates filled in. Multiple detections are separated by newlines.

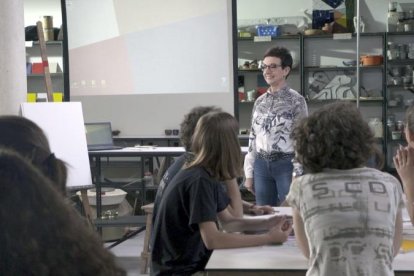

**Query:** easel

left=35, top=21, right=93, bottom=225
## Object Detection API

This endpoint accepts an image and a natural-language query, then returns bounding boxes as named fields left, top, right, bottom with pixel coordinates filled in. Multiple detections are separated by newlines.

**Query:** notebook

left=85, top=122, right=123, bottom=151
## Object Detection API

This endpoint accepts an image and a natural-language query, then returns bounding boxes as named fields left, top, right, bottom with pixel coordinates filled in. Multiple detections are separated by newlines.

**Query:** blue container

left=256, top=25, right=280, bottom=37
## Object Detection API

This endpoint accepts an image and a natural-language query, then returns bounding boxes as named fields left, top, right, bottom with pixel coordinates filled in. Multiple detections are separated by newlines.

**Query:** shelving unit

left=235, top=31, right=403, bottom=169
left=25, top=40, right=65, bottom=97
left=384, top=31, right=414, bottom=171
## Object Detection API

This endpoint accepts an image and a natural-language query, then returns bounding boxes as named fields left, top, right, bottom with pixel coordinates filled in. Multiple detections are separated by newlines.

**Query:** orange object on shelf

left=238, top=92, right=245, bottom=101
left=31, top=62, right=44, bottom=74
left=360, top=55, right=383, bottom=66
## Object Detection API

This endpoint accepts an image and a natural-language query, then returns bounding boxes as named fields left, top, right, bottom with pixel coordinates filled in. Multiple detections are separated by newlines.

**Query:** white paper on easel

left=20, top=102, right=93, bottom=189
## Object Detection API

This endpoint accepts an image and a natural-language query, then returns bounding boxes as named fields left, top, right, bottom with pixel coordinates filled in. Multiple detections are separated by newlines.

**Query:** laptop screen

left=84, top=122, right=114, bottom=148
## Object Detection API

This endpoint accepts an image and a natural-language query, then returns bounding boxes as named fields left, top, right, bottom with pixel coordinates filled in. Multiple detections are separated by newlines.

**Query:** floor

left=108, top=230, right=147, bottom=276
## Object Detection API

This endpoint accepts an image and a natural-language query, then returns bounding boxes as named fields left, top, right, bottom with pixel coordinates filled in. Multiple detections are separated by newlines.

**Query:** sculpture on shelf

left=353, top=16, right=366, bottom=33
left=308, top=70, right=356, bottom=100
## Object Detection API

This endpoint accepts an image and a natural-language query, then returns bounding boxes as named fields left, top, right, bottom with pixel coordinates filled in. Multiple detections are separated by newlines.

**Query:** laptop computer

left=85, top=122, right=123, bottom=151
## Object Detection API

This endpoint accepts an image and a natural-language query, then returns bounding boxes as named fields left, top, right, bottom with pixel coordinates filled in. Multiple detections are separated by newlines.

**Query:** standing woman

left=394, top=104, right=414, bottom=225
left=244, top=46, right=308, bottom=206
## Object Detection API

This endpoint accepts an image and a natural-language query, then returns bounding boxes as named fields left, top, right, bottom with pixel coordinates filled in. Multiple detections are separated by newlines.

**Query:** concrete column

left=0, top=0, right=26, bottom=115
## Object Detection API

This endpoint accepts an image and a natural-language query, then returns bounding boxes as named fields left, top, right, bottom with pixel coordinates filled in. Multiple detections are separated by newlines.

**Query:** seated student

left=153, top=105, right=274, bottom=222
left=0, top=149, right=125, bottom=276
left=151, top=111, right=292, bottom=275
left=286, top=102, right=403, bottom=276
left=0, top=115, right=67, bottom=195
left=394, top=104, right=414, bottom=225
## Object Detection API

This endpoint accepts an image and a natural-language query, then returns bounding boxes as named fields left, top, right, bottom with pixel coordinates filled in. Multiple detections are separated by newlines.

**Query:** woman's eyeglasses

left=260, top=63, right=283, bottom=71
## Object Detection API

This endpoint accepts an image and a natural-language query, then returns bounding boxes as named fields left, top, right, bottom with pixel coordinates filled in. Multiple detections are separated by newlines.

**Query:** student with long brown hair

left=0, top=116, right=125, bottom=275
left=0, top=115, right=67, bottom=195
left=151, top=111, right=292, bottom=275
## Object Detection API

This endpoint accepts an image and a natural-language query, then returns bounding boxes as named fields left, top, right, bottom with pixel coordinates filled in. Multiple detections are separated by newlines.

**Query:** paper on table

left=122, top=146, right=157, bottom=151
left=244, top=207, right=293, bottom=220
left=273, top=207, right=293, bottom=217
left=134, top=145, right=158, bottom=148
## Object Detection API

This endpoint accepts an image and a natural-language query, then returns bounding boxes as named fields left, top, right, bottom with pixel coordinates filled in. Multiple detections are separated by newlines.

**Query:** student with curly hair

left=286, top=101, right=403, bottom=275
left=0, top=148, right=125, bottom=276
left=151, top=111, right=292, bottom=275
left=394, top=104, right=414, bottom=225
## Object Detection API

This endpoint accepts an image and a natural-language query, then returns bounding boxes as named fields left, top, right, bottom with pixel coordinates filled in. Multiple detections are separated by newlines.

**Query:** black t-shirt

left=150, top=165, right=229, bottom=275
left=152, top=154, right=187, bottom=225
left=152, top=153, right=229, bottom=225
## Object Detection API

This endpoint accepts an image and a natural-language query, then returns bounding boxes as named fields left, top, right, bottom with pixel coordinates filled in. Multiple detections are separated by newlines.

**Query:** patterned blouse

left=244, top=86, right=308, bottom=178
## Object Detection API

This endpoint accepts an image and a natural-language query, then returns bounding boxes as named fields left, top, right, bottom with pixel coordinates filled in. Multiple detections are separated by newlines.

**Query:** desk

left=89, top=147, right=186, bottom=219
left=205, top=236, right=414, bottom=276
left=89, top=146, right=249, bottom=237
left=114, top=135, right=250, bottom=147
left=114, top=136, right=180, bottom=147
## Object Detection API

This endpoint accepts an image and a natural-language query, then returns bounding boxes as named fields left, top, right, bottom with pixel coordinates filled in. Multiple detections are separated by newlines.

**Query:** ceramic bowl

left=360, top=55, right=383, bottom=66
left=77, top=188, right=127, bottom=206
left=391, top=131, right=402, bottom=140
left=342, top=60, right=357, bottom=67
left=404, top=98, right=414, bottom=107
left=388, top=100, right=398, bottom=107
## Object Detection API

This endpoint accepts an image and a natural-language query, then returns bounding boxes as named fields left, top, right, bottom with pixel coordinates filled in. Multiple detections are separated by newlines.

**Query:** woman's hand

left=244, top=178, right=255, bottom=194
left=394, top=146, right=414, bottom=183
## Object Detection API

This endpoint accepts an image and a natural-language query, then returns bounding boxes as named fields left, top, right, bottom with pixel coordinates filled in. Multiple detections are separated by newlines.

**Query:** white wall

left=24, top=0, right=414, bottom=136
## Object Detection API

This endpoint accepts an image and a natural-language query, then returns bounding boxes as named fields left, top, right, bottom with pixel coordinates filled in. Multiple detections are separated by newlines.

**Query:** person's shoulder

left=286, top=87, right=305, bottom=100
left=357, top=167, right=401, bottom=183
left=255, top=92, right=268, bottom=102
left=178, top=166, right=209, bottom=179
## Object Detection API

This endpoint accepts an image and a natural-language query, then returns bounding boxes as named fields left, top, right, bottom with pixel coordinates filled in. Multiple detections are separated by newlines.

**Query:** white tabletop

left=206, top=237, right=308, bottom=271
left=89, top=146, right=249, bottom=155
left=206, top=207, right=414, bottom=273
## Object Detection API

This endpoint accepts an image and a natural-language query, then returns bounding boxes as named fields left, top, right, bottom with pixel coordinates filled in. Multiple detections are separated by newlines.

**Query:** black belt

left=256, top=150, right=294, bottom=161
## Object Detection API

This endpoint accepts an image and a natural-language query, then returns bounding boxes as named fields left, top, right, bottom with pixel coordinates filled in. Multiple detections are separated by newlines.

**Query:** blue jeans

left=253, top=157, right=293, bottom=206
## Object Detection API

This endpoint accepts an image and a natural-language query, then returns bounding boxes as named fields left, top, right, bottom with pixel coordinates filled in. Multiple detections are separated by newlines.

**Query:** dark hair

left=405, top=104, right=414, bottom=133
left=292, top=101, right=380, bottom=173
left=0, top=149, right=125, bottom=276
left=180, top=106, right=222, bottom=151
left=263, top=46, right=293, bottom=78
left=0, top=116, right=67, bottom=195
left=188, top=112, right=243, bottom=181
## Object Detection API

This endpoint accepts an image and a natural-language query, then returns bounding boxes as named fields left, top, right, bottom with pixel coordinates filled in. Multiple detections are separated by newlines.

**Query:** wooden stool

left=140, top=203, right=154, bottom=274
